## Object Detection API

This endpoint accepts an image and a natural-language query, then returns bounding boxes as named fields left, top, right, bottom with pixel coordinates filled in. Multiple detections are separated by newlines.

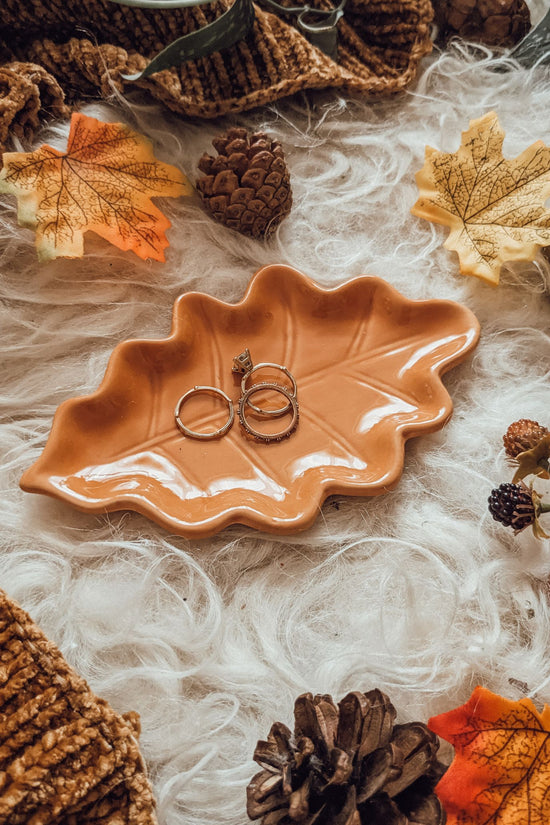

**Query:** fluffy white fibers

left=1, top=6, right=550, bottom=822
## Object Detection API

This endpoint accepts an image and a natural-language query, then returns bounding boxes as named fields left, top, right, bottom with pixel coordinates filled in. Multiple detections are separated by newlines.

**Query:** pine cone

left=434, top=0, right=531, bottom=47
left=196, top=128, right=292, bottom=239
left=247, top=690, right=446, bottom=825
left=488, top=481, right=537, bottom=531
left=503, top=419, right=549, bottom=458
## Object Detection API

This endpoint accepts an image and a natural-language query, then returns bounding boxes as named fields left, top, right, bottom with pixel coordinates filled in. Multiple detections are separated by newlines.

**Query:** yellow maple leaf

left=0, top=112, right=191, bottom=262
left=411, top=111, right=550, bottom=285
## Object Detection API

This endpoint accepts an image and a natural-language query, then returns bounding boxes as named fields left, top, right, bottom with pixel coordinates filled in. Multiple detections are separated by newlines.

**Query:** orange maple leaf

left=429, top=685, right=550, bottom=825
left=411, top=111, right=550, bottom=285
left=0, top=112, right=190, bottom=262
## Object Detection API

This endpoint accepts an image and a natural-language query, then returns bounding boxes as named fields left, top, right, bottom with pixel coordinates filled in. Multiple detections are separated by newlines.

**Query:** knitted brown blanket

left=0, top=0, right=433, bottom=152
left=0, top=589, right=157, bottom=824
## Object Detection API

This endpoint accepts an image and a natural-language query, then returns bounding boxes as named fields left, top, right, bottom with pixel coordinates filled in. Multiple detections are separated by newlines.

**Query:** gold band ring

left=175, top=386, right=234, bottom=440
left=241, top=363, right=298, bottom=416
left=238, top=383, right=299, bottom=442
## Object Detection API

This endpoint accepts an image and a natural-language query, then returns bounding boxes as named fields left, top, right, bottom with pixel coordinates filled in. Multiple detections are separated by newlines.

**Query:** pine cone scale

left=357, top=745, right=401, bottom=802
left=327, top=748, right=353, bottom=786
left=331, top=786, right=359, bottom=825
left=263, top=808, right=289, bottom=825
left=383, top=724, right=439, bottom=796
left=395, top=780, right=446, bottom=825
left=282, top=762, right=294, bottom=794
left=257, top=185, right=276, bottom=204
left=363, top=795, right=408, bottom=825
left=336, top=692, right=370, bottom=756
left=228, top=153, right=249, bottom=175
left=253, top=724, right=293, bottom=770
left=262, top=769, right=286, bottom=797
left=230, top=188, right=254, bottom=204
left=266, top=171, right=285, bottom=187
left=247, top=771, right=286, bottom=816
left=288, top=776, right=311, bottom=821
left=250, top=151, right=273, bottom=170
left=294, top=694, right=338, bottom=754
left=212, top=170, right=238, bottom=195
left=357, top=690, right=396, bottom=760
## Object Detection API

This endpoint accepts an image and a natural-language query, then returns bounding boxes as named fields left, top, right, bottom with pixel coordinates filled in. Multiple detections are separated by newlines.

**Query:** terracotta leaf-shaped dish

left=20, top=266, right=480, bottom=537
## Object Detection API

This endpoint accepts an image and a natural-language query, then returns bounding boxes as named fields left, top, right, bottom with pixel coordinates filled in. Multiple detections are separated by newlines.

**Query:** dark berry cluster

left=488, top=419, right=550, bottom=538
left=488, top=482, right=536, bottom=532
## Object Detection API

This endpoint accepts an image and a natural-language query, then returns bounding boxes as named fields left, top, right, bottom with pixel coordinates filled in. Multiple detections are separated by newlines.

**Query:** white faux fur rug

left=2, top=5, right=550, bottom=822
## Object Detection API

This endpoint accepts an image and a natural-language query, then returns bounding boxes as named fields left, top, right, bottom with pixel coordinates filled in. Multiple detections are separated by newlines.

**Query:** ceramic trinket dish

left=20, top=265, right=480, bottom=537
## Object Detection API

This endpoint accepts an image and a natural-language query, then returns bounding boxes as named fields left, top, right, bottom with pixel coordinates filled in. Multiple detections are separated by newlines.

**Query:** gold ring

left=175, top=386, right=234, bottom=440
left=241, top=363, right=298, bottom=416
left=238, top=383, right=299, bottom=442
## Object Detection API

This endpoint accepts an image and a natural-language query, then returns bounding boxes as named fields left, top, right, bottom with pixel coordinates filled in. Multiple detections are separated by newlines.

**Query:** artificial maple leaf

left=20, top=265, right=479, bottom=537
left=0, top=112, right=190, bottom=261
left=411, top=111, right=550, bottom=285
left=429, top=685, right=550, bottom=825
left=512, top=434, right=550, bottom=483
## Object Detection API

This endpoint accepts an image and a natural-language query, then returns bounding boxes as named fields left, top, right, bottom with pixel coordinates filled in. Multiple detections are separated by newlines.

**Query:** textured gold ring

left=241, top=363, right=297, bottom=416
left=238, top=383, right=299, bottom=442
left=175, top=386, right=234, bottom=440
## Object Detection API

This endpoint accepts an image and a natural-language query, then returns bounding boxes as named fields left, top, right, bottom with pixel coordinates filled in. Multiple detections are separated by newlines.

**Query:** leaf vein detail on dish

left=20, top=266, right=479, bottom=537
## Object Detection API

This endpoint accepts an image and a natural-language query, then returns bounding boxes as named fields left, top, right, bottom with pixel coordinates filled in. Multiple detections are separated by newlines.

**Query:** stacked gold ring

left=238, top=382, right=299, bottom=442
left=240, top=363, right=297, bottom=416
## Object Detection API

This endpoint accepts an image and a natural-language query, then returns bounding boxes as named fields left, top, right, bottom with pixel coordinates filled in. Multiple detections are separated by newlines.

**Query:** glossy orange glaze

left=20, top=265, right=480, bottom=537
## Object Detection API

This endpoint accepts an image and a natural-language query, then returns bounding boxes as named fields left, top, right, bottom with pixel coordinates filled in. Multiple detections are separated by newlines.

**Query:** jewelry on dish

left=232, top=348, right=254, bottom=375
left=241, top=362, right=298, bottom=416
left=175, top=385, right=234, bottom=440
left=238, top=383, right=299, bottom=443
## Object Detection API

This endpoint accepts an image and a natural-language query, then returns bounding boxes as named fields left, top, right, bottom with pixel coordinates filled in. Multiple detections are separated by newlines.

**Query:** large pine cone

left=247, top=690, right=446, bottom=825
left=434, top=0, right=531, bottom=47
left=196, top=128, right=292, bottom=239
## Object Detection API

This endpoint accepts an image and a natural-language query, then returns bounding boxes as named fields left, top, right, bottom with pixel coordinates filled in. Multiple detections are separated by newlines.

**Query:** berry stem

left=540, top=504, right=550, bottom=515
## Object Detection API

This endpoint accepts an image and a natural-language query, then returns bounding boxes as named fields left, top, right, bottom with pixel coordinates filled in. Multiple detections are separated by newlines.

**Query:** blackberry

left=488, top=482, right=536, bottom=532
left=503, top=419, right=549, bottom=458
